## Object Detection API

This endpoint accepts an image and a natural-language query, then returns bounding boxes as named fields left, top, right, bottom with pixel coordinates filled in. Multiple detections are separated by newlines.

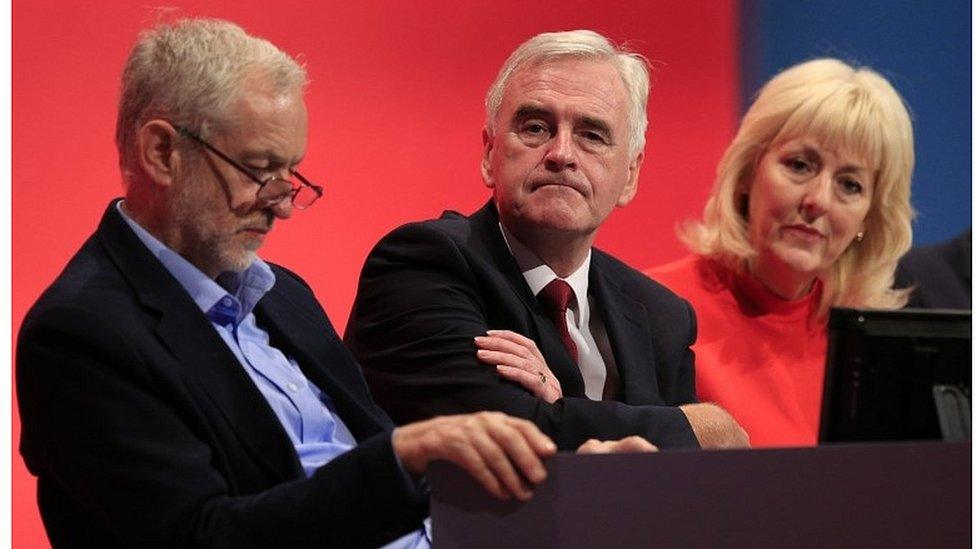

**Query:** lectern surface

left=430, top=442, right=970, bottom=548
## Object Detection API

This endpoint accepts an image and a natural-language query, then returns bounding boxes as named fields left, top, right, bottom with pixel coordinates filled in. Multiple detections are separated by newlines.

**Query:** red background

left=12, top=1, right=738, bottom=545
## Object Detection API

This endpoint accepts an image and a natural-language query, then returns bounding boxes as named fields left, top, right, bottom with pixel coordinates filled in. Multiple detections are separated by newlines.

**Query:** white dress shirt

left=498, top=223, right=617, bottom=400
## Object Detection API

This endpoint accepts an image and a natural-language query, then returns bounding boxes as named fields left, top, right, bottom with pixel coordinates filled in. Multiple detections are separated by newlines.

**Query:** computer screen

left=819, top=307, right=971, bottom=443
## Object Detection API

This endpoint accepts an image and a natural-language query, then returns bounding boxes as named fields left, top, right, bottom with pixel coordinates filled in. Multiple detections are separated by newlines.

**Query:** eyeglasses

left=174, top=125, right=323, bottom=209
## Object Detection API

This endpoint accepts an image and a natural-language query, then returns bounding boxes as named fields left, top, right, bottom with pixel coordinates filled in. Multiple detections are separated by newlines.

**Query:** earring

left=855, top=231, right=864, bottom=242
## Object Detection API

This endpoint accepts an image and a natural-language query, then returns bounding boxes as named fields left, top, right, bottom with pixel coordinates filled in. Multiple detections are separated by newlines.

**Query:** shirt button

left=287, top=382, right=299, bottom=392
left=222, top=297, right=233, bottom=307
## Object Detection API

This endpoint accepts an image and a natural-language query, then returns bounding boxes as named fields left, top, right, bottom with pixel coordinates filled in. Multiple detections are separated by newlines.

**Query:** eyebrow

left=512, top=105, right=614, bottom=138
left=512, top=105, right=552, bottom=122
left=796, top=145, right=868, bottom=173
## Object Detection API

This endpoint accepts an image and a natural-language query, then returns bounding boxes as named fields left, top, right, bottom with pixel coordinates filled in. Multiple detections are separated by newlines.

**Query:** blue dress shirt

left=117, top=203, right=429, bottom=548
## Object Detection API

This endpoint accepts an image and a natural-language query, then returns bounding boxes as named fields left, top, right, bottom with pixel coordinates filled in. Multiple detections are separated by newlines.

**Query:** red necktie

left=537, top=279, right=579, bottom=363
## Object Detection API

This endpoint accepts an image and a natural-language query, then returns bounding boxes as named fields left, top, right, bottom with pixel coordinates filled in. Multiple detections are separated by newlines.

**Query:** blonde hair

left=484, top=29, right=650, bottom=158
left=681, top=58, right=914, bottom=317
left=116, top=18, right=306, bottom=185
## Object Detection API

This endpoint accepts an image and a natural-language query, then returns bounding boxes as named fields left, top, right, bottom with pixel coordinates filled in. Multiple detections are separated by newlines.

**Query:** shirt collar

left=116, top=201, right=275, bottom=321
left=498, top=222, right=591, bottom=323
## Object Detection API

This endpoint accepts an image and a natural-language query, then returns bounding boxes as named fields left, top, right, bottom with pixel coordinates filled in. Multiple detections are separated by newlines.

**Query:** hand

left=679, top=403, right=750, bottom=449
left=576, top=436, right=658, bottom=454
left=392, top=412, right=557, bottom=501
left=475, top=330, right=563, bottom=404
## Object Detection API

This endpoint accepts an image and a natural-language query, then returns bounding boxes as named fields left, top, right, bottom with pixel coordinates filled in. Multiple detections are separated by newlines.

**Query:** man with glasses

left=17, top=18, right=562, bottom=547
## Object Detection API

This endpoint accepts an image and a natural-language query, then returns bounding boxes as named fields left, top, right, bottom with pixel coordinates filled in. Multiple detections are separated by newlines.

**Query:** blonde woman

left=647, top=58, right=914, bottom=446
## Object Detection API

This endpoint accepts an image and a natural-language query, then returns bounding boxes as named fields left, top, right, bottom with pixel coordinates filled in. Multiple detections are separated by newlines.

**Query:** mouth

left=240, top=226, right=270, bottom=236
left=782, top=224, right=824, bottom=242
left=530, top=179, right=587, bottom=196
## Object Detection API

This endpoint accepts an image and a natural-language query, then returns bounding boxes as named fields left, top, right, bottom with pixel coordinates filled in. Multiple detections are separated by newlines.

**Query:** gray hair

left=116, top=18, right=307, bottom=184
left=484, top=29, right=650, bottom=158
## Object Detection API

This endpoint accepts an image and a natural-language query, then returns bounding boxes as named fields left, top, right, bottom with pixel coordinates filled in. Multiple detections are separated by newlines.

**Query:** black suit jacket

left=895, top=228, right=972, bottom=309
left=346, top=203, right=699, bottom=450
left=17, top=201, right=426, bottom=548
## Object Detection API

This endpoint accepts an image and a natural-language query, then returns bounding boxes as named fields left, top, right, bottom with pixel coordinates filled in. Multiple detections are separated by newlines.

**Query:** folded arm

left=346, top=223, right=699, bottom=450
left=476, top=329, right=749, bottom=449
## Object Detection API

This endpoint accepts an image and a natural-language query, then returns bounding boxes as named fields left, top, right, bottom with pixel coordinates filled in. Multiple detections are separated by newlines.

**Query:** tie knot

left=538, top=279, right=575, bottom=313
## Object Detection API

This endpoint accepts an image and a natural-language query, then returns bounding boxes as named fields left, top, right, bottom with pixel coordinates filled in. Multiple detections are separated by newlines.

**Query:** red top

left=647, top=255, right=826, bottom=447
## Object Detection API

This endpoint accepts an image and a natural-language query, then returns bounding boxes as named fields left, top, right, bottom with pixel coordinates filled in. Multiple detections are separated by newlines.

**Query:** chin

left=218, top=250, right=258, bottom=274
left=524, top=202, right=589, bottom=231
left=763, top=244, right=824, bottom=275
left=532, top=214, right=590, bottom=236
left=776, top=254, right=824, bottom=278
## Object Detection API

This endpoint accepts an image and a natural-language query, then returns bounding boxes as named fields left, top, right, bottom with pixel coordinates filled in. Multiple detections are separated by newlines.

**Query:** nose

left=543, top=128, right=577, bottom=171
left=256, top=177, right=296, bottom=219
left=268, top=194, right=294, bottom=220
left=800, top=173, right=831, bottom=220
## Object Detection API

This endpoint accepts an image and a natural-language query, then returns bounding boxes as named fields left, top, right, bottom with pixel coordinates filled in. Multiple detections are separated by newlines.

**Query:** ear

left=136, top=120, right=181, bottom=188
left=616, top=151, right=643, bottom=207
left=480, top=127, right=495, bottom=189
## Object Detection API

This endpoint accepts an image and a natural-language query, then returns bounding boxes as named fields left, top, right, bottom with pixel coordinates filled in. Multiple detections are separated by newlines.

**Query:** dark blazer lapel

left=255, top=287, right=389, bottom=441
left=468, top=202, right=586, bottom=395
left=96, top=201, right=301, bottom=480
left=469, top=202, right=538, bottom=308
left=589, top=252, right=662, bottom=403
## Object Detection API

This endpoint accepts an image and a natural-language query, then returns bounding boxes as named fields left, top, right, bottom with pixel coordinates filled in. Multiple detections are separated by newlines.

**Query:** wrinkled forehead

left=207, top=76, right=307, bottom=137
left=502, top=57, right=629, bottom=118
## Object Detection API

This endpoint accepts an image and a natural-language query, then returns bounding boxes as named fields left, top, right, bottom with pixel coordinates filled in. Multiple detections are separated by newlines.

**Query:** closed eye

left=244, top=165, right=279, bottom=180
left=580, top=130, right=608, bottom=144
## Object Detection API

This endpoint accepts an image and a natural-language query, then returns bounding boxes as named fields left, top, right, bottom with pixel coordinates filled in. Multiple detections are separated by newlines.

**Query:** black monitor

left=819, top=307, right=971, bottom=443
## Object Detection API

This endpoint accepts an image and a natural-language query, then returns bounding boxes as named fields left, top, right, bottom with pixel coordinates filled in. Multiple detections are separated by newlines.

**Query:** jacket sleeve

left=345, top=222, right=699, bottom=451
left=17, top=303, right=426, bottom=548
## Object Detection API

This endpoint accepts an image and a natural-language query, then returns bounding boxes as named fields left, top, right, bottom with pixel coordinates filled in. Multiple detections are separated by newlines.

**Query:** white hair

left=484, top=29, right=650, bottom=158
left=116, top=18, right=307, bottom=184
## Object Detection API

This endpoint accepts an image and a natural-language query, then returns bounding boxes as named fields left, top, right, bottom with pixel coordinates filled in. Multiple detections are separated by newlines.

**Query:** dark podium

left=430, top=442, right=970, bottom=548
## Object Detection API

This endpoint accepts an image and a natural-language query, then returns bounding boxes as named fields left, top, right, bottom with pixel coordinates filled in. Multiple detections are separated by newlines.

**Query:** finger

left=450, top=440, right=511, bottom=500
left=482, top=418, right=548, bottom=490
left=493, top=331, right=546, bottom=363
left=470, top=423, right=535, bottom=501
left=576, top=437, right=659, bottom=454
left=505, top=416, right=558, bottom=458
left=404, top=419, right=511, bottom=500
left=576, top=439, right=607, bottom=454
left=485, top=330, right=548, bottom=364
left=613, top=436, right=658, bottom=453
left=477, top=349, right=534, bottom=372
left=474, top=335, right=535, bottom=360
left=497, top=365, right=559, bottom=403
left=485, top=329, right=538, bottom=349
left=478, top=333, right=552, bottom=377
left=496, top=364, right=545, bottom=387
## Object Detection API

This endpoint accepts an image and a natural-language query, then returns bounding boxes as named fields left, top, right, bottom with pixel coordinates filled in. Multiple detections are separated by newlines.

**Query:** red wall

left=12, top=1, right=738, bottom=545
